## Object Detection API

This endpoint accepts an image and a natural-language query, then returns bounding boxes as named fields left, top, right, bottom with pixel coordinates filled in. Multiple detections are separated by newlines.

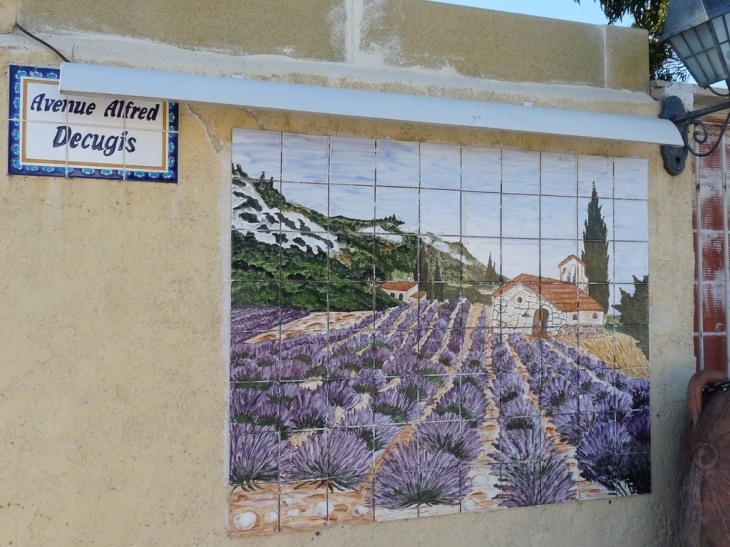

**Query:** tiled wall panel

left=228, top=130, right=651, bottom=536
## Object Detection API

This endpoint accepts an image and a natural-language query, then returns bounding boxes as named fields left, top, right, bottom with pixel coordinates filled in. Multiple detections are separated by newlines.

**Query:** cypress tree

left=485, top=253, right=498, bottom=282
left=581, top=183, right=610, bottom=311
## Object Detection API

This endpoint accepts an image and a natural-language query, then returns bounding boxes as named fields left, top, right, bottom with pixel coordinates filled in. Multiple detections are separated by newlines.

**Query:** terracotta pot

left=680, top=369, right=730, bottom=547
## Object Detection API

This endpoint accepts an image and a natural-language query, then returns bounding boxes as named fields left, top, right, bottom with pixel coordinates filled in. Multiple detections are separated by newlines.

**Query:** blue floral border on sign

left=7, top=65, right=179, bottom=182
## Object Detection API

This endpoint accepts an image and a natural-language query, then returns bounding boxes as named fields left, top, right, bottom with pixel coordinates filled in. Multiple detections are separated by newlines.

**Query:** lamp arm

left=660, top=95, right=730, bottom=175
left=679, top=110, right=730, bottom=158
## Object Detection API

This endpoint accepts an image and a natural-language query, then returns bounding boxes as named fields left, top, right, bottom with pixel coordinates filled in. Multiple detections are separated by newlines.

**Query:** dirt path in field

left=461, top=330, right=503, bottom=513
left=507, top=338, right=612, bottom=501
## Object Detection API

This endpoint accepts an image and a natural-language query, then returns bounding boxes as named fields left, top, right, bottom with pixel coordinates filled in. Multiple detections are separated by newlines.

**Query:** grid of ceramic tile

left=693, top=121, right=730, bottom=373
left=7, top=65, right=178, bottom=181
left=228, top=129, right=651, bottom=536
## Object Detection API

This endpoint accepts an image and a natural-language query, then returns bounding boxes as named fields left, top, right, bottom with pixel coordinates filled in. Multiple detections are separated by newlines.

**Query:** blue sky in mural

left=231, top=130, right=648, bottom=293
left=425, top=0, right=632, bottom=25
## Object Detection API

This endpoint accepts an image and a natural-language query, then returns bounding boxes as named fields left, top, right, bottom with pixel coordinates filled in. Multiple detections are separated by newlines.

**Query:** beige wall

left=1, top=2, right=693, bottom=546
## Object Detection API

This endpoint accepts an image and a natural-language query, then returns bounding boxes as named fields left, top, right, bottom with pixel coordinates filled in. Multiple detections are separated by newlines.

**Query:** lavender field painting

left=228, top=130, right=650, bottom=536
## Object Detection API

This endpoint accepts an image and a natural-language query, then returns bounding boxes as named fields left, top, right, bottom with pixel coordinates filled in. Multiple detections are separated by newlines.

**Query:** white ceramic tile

left=376, top=186, right=419, bottom=229
left=420, top=143, right=460, bottom=190
left=502, top=238, right=540, bottom=278
left=614, top=199, right=649, bottom=241
left=281, top=182, right=329, bottom=219
left=420, top=189, right=461, bottom=235
left=578, top=195, right=614, bottom=242
left=502, top=149, right=540, bottom=195
left=462, top=147, right=501, bottom=192
left=122, top=128, right=167, bottom=172
left=331, top=136, right=375, bottom=186
left=541, top=195, right=578, bottom=240
left=21, top=120, right=68, bottom=166
left=282, top=133, right=328, bottom=183
left=578, top=155, right=613, bottom=199
left=330, top=184, right=375, bottom=221
left=614, top=157, right=649, bottom=200
left=461, top=237, right=501, bottom=277
left=614, top=241, right=648, bottom=283
left=233, top=128, right=282, bottom=181
left=462, top=192, right=500, bottom=238
left=502, top=194, right=539, bottom=239
left=541, top=240, right=580, bottom=279
left=376, top=140, right=419, bottom=187
left=541, top=153, right=577, bottom=196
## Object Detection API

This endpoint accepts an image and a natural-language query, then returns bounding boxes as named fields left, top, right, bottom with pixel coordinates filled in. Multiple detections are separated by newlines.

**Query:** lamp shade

left=660, top=0, right=730, bottom=88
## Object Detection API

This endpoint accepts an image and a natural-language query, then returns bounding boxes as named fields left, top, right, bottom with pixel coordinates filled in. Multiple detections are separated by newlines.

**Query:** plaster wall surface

left=0, top=2, right=693, bottom=546
left=16, top=0, right=648, bottom=90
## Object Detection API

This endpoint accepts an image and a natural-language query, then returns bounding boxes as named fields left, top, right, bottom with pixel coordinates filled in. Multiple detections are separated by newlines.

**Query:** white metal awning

left=59, top=62, right=683, bottom=146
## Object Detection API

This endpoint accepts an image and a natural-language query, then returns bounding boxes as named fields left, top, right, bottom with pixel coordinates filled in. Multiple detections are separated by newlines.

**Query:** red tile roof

left=379, top=281, right=418, bottom=292
left=492, top=274, right=604, bottom=313
left=410, top=291, right=428, bottom=300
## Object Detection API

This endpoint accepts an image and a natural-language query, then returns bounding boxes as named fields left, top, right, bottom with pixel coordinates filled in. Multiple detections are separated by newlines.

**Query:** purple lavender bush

left=230, top=423, right=280, bottom=491
left=371, top=389, right=419, bottom=425
left=325, top=380, right=361, bottom=411
left=283, top=429, right=371, bottom=491
left=398, top=375, right=438, bottom=403
left=492, top=425, right=575, bottom=506
left=434, top=383, right=488, bottom=426
left=416, top=412, right=483, bottom=462
left=372, top=442, right=466, bottom=509
left=289, top=389, right=334, bottom=431
left=353, top=368, right=387, bottom=396
left=340, top=408, right=399, bottom=451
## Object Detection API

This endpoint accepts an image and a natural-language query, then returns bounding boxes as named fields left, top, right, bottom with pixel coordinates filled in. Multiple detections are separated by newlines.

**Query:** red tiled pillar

left=694, top=119, right=729, bottom=374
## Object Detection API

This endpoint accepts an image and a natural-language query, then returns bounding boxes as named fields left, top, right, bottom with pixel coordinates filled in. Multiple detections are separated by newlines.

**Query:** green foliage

left=615, top=275, right=649, bottom=358
left=574, top=0, right=688, bottom=82
left=581, top=183, right=610, bottom=311
left=231, top=164, right=496, bottom=310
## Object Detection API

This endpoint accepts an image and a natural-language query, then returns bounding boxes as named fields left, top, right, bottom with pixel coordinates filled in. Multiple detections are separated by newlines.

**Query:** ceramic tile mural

left=228, top=130, right=651, bottom=536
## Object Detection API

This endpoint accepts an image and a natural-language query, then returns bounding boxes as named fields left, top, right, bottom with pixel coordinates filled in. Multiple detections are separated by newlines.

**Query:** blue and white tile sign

left=8, top=65, right=178, bottom=181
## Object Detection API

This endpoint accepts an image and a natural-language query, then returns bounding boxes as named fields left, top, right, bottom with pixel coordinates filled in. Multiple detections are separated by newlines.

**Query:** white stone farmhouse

left=491, top=257, right=604, bottom=336
left=379, top=281, right=419, bottom=302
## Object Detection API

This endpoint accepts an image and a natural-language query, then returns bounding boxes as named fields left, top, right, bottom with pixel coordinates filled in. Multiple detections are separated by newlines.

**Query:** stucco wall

left=1, top=2, right=693, bottom=546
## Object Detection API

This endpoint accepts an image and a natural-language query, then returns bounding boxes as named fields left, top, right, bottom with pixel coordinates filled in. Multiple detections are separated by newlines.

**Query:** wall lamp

left=660, top=0, right=730, bottom=175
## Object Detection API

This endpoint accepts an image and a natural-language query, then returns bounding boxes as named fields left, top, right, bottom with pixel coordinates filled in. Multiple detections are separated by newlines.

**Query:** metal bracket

left=660, top=96, right=689, bottom=176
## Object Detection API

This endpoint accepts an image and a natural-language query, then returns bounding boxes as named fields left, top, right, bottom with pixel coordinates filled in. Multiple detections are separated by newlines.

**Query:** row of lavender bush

left=230, top=298, right=466, bottom=494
